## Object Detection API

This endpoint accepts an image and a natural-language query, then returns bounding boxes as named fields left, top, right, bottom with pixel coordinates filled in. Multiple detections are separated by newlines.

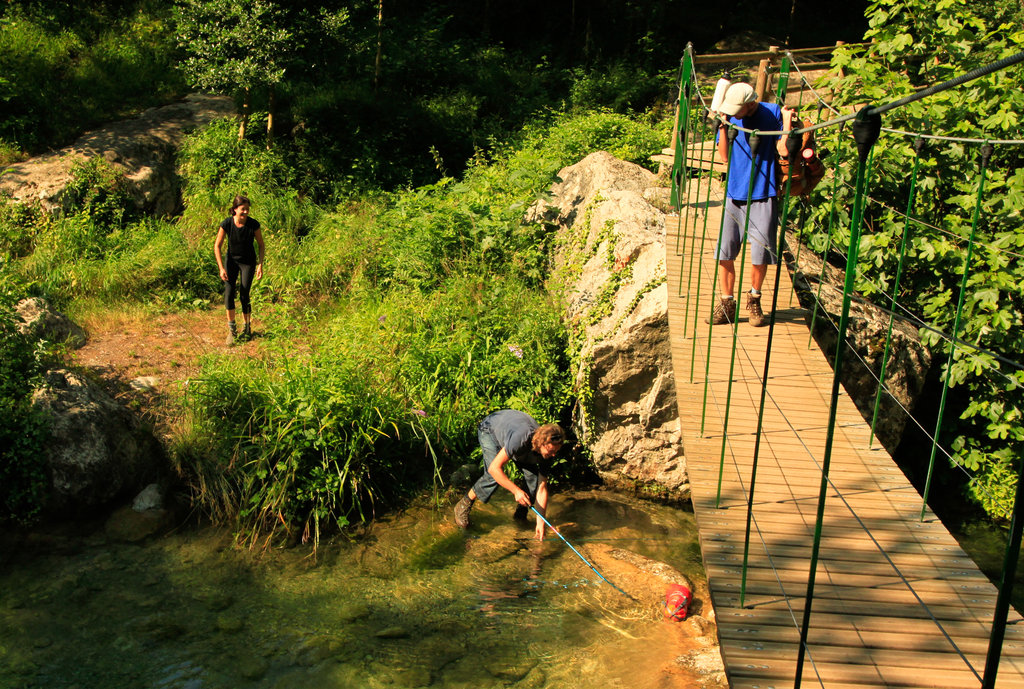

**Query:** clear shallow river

left=0, top=489, right=718, bottom=689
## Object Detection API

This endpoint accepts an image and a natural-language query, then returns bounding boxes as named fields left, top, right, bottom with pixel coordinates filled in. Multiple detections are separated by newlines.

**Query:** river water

left=0, top=489, right=720, bottom=689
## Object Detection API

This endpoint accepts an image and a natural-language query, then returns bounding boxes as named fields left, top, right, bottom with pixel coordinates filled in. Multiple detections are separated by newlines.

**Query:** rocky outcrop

left=0, top=93, right=234, bottom=217
left=31, top=369, right=164, bottom=517
left=533, top=152, right=686, bottom=498
left=786, top=232, right=932, bottom=453
left=15, top=297, right=87, bottom=348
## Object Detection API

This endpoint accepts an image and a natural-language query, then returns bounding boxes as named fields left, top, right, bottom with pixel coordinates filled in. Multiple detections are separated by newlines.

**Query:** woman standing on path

left=214, top=195, right=265, bottom=346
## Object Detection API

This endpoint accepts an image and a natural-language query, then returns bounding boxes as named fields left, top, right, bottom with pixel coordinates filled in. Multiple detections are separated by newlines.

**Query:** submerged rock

left=105, top=505, right=173, bottom=542
left=374, top=626, right=409, bottom=639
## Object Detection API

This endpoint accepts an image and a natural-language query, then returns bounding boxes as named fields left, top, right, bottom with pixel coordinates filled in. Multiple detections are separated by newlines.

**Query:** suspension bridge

left=665, top=45, right=1024, bottom=688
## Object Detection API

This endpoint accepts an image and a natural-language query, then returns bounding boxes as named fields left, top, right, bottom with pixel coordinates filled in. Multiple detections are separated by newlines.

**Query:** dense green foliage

left=0, top=1, right=184, bottom=155
left=0, top=278, right=49, bottom=524
left=803, top=0, right=1024, bottom=518
left=173, top=109, right=663, bottom=544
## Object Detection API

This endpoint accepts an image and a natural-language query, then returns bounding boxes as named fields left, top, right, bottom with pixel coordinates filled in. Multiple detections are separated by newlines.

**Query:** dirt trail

left=69, top=308, right=263, bottom=429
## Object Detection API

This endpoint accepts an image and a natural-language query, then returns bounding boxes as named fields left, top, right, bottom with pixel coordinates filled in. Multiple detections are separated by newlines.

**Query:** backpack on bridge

left=778, top=117, right=826, bottom=197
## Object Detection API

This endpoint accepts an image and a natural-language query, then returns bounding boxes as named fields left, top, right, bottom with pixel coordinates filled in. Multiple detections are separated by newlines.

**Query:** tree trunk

left=373, top=0, right=384, bottom=94
left=238, top=86, right=250, bottom=141
left=266, top=85, right=275, bottom=149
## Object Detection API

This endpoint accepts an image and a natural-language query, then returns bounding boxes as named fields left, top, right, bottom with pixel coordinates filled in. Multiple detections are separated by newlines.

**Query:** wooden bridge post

left=755, top=45, right=779, bottom=101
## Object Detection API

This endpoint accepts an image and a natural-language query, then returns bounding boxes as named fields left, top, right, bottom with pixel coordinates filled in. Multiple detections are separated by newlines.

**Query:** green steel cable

left=807, top=122, right=847, bottom=347
left=715, top=131, right=762, bottom=508
left=681, top=112, right=714, bottom=337
left=690, top=118, right=720, bottom=384
left=869, top=137, right=924, bottom=447
left=982, top=438, right=1024, bottom=688
left=700, top=126, right=737, bottom=436
left=920, top=143, right=993, bottom=521
left=740, top=131, right=801, bottom=606
left=793, top=106, right=880, bottom=689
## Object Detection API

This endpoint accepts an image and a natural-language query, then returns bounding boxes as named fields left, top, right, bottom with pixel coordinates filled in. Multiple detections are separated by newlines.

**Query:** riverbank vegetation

left=11, top=0, right=1024, bottom=541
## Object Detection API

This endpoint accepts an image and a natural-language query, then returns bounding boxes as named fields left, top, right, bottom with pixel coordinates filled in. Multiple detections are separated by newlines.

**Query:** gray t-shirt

left=484, top=409, right=545, bottom=470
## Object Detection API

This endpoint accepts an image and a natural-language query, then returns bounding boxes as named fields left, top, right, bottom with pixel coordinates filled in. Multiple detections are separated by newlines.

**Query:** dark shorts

left=471, top=418, right=543, bottom=503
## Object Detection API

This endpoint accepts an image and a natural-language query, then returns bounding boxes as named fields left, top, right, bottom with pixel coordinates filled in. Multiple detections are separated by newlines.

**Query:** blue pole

left=530, top=506, right=633, bottom=599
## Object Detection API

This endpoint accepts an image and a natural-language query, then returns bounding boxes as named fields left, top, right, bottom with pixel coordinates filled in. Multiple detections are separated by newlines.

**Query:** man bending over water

left=453, top=410, right=565, bottom=541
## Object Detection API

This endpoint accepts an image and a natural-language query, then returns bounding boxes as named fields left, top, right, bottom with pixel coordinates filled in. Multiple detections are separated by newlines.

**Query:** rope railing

left=669, top=42, right=1024, bottom=689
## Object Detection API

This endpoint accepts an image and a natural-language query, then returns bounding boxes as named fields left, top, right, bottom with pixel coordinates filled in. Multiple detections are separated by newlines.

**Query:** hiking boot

left=454, top=495, right=474, bottom=529
left=241, top=322, right=252, bottom=342
left=705, top=297, right=737, bottom=325
left=226, top=322, right=237, bottom=346
left=746, top=292, right=765, bottom=327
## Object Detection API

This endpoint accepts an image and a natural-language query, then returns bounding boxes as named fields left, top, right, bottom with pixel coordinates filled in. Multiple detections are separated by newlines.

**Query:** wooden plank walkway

left=664, top=184, right=1024, bottom=688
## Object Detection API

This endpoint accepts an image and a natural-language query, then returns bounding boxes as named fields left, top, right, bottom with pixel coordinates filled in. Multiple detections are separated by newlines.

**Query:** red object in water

left=664, top=584, right=691, bottom=621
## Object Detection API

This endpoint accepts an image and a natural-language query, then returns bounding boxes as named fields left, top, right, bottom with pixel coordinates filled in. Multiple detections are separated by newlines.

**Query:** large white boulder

left=535, top=152, right=687, bottom=497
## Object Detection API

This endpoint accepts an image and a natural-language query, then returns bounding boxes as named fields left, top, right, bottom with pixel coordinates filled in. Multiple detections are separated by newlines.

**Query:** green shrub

left=0, top=276, right=49, bottom=524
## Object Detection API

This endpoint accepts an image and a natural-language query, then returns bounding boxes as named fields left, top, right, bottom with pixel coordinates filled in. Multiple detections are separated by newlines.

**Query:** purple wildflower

left=412, top=409, right=428, bottom=417
left=508, top=344, right=524, bottom=359
left=378, top=315, right=387, bottom=323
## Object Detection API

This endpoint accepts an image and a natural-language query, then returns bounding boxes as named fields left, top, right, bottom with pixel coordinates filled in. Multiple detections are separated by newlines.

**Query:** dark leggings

left=224, top=258, right=256, bottom=313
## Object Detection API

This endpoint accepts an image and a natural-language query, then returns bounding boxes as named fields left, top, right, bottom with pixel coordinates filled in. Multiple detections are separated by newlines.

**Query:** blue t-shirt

left=718, top=102, right=783, bottom=201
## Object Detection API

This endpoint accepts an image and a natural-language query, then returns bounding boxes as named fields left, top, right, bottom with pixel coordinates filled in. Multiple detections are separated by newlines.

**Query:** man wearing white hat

left=709, top=82, right=794, bottom=327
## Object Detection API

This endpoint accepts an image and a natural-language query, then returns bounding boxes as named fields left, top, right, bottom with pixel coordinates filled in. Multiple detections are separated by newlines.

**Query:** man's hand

left=781, top=106, right=796, bottom=129
left=534, top=519, right=546, bottom=541
left=513, top=488, right=532, bottom=507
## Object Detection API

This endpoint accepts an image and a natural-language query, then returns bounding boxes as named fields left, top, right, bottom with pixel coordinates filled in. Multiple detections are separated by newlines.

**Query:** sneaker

left=705, top=297, right=737, bottom=325
left=225, top=322, right=237, bottom=346
left=454, top=495, right=474, bottom=529
left=746, top=292, right=765, bottom=327
left=241, top=323, right=252, bottom=341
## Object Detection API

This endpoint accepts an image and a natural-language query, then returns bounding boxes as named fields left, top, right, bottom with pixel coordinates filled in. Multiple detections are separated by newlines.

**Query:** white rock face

left=534, top=151, right=687, bottom=497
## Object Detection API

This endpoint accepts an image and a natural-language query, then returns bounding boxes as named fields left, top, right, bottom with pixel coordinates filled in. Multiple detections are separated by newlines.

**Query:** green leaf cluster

left=803, top=0, right=1024, bottom=519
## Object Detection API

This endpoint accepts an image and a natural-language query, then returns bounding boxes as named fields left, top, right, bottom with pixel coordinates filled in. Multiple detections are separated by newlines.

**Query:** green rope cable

left=982, top=397, right=1024, bottom=687
left=788, top=102, right=826, bottom=308
left=669, top=47, right=693, bottom=214
left=793, top=106, right=880, bottom=689
left=681, top=111, right=712, bottom=336
left=715, top=131, right=762, bottom=508
left=674, top=76, right=693, bottom=262
left=920, top=143, right=993, bottom=521
left=869, top=137, right=924, bottom=447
